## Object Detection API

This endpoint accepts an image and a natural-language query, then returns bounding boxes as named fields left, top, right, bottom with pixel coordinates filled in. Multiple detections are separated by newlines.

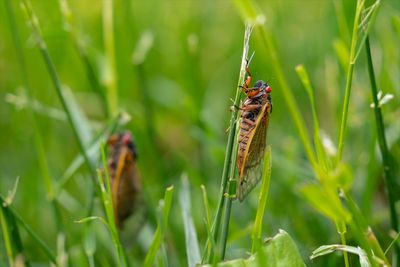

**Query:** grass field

left=1, top=0, right=400, bottom=266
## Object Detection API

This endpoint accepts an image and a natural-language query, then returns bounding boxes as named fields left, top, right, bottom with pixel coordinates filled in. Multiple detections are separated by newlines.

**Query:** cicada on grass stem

left=106, top=132, right=143, bottom=229
left=236, top=64, right=272, bottom=202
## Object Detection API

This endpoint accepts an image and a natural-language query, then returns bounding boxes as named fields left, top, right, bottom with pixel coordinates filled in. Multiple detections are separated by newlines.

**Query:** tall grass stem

left=102, top=0, right=118, bottom=116
left=337, top=0, right=365, bottom=161
left=207, top=24, right=253, bottom=262
left=365, top=36, right=400, bottom=262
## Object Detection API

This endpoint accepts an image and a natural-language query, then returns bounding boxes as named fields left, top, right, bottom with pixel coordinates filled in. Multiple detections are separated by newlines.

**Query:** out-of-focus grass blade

left=251, top=146, right=271, bottom=253
left=5, top=92, right=67, bottom=121
left=0, top=205, right=17, bottom=267
left=301, top=184, right=350, bottom=223
left=58, top=0, right=108, bottom=117
left=62, top=86, right=93, bottom=149
left=144, top=186, right=174, bottom=267
left=0, top=195, right=56, bottom=264
left=393, top=16, right=400, bottom=38
left=200, top=185, right=215, bottom=264
left=200, top=230, right=305, bottom=267
left=333, top=39, right=350, bottom=72
left=179, top=174, right=201, bottom=267
left=132, top=31, right=154, bottom=66
left=98, top=144, right=127, bottom=267
left=83, top=224, right=96, bottom=267
left=102, top=0, right=118, bottom=116
left=295, top=65, right=328, bottom=171
left=311, top=244, right=386, bottom=267
left=21, top=0, right=96, bottom=179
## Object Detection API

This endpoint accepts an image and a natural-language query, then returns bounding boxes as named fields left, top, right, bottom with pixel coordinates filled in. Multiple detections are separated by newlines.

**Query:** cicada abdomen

left=236, top=66, right=272, bottom=202
left=106, top=132, right=143, bottom=229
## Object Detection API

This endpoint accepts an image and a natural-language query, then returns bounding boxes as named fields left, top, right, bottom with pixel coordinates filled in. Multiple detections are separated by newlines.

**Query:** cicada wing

left=237, top=102, right=271, bottom=202
left=111, top=146, right=142, bottom=229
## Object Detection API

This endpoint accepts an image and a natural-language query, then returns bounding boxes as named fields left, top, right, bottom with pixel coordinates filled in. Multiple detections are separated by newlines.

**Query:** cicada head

left=255, top=80, right=272, bottom=93
left=108, top=132, right=138, bottom=160
left=246, top=80, right=272, bottom=99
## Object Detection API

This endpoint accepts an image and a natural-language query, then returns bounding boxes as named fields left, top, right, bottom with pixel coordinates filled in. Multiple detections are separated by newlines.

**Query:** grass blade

left=0, top=195, right=56, bottom=264
left=251, top=146, right=272, bottom=253
left=58, top=0, right=108, bottom=117
left=365, top=36, right=400, bottom=262
left=98, top=143, right=127, bottom=267
left=295, top=65, right=328, bottom=170
left=207, top=23, right=253, bottom=263
left=144, top=186, right=174, bottom=267
left=20, top=0, right=97, bottom=179
left=336, top=0, right=366, bottom=161
left=102, top=0, right=118, bottom=116
left=179, top=174, right=201, bottom=267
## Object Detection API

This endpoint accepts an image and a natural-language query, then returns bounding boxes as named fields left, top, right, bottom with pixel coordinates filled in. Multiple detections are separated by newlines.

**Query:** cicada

left=236, top=65, right=272, bottom=202
left=106, top=132, right=143, bottom=229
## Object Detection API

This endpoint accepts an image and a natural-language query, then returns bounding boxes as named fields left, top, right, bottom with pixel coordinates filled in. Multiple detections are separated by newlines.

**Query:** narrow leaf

left=179, top=174, right=201, bottom=267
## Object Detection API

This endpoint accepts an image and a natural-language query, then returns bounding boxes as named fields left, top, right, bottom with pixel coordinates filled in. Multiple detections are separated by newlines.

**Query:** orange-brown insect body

left=236, top=66, right=272, bottom=201
left=107, top=132, right=142, bottom=229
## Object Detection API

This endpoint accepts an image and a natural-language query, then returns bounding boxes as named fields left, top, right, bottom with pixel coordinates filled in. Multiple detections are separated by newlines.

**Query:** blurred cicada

left=106, top=132, right=143, bottom=229
left=236, top=65, right=272, bottom=201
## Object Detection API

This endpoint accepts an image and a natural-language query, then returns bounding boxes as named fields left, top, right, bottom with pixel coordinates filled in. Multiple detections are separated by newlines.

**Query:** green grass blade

left=208, top=24, right=253, bottom=263
left=365, top=36, right=400, bottom=262
left=179, top=174, right=201, bottom=267
left=200, top=185, right=214, bottom=264
left=58, top=0, right=108, bottom=117
left=98, top=143, right=127, bottom=267
left=0, top=195, right=56, bottom=264
left=251, top=146, right=272, bottom=253
left=353, top=0, right=381, bottom=62
left=295, top=65, right=328, bottom=171
left=0, top=206, right=16, bottom=267
left=144, top=186, right=174, bottom=267
left=20, top=0, right=96, bottom=178
left=337, top=0, right=366, bottom=161
left=102, top=0, right=118, bottom=116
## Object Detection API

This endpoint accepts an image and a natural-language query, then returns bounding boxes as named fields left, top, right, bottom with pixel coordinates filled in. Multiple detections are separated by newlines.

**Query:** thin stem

left=5, top=0, right=63, bottom=232
left=365, top=36, right=400, bottom=263
left=340, top=231, right=350, bottom=267
left=21, top=0, right=96, bottom=178
left=103, top=0, right=118, bottom=116
left=218, top=196, right=232, bottom=260
left=0, top=196, right=56, bottom=264
left=207, top=25, right=253, bottom=262
left=337, top=0, right=365, bottom=162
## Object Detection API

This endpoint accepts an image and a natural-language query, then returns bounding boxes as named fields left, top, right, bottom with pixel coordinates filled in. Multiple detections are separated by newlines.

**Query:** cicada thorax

left=106, top=132, right=143, bottom=229
left=236, top=79, right=272, bottom=202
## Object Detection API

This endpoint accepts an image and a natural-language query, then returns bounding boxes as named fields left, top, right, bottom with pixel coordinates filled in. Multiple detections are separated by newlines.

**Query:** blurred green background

left=1, top=0, right=400, bottom=266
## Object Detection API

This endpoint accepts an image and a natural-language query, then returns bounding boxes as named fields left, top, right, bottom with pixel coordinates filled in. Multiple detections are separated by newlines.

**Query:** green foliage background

left=0, top=0, right=399, bottom=266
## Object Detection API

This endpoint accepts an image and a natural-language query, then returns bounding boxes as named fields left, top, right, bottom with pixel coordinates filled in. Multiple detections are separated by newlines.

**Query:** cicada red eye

left=122, top=133, right=131, bottom=145
left=266, top=85, right=272, bottom=93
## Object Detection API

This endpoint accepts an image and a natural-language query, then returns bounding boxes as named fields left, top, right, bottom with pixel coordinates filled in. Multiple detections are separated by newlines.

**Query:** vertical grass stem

left=365, top=37, right=400, bottom=263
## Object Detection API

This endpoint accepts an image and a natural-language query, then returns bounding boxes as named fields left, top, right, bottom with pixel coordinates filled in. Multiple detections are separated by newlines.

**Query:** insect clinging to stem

left=236, top=61, right=272, bottom=202
left=106, top=132, right=143, bottom=229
